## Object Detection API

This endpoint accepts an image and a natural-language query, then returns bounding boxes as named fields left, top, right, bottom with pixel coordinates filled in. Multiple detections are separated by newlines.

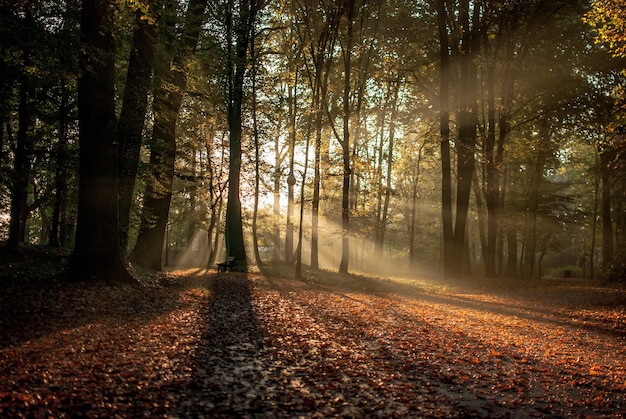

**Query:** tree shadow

left=0, top=280, right=194, bottom=350
left=178, top=272, right=274, bottom=417
left=253, top=271, right=625, bottom=417
left=285, top=265, right=626, bottom=339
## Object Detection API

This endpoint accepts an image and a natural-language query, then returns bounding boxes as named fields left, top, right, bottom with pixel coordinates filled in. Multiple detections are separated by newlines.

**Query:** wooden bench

left=216, top=256, right=235, bottom=272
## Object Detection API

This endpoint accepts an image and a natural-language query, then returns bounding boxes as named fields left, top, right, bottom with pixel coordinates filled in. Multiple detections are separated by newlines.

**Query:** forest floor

left=0, top=251, right=625, bottom=417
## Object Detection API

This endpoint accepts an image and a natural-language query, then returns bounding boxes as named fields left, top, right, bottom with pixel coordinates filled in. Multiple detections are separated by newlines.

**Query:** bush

left=602, top=250, right=626, bottom=283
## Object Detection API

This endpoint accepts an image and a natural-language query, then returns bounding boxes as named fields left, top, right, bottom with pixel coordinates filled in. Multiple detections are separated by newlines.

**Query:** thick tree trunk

left=131, top=69, right=179, bottom=269
left=224, top=0, right=256, bottom=270
left=118, top=3, right=157, bottom=251
left=71, top=0, right=135, bottom=284
left=452, top=0, right=478, bottom=277
left=131, top=0, right=208, bottom=270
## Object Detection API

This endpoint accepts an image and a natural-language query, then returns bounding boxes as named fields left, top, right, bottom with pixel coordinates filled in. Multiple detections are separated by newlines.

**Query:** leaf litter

left=0, top=269, right=624, bottom=417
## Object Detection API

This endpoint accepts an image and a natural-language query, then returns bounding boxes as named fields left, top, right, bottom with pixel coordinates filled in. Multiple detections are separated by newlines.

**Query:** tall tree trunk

left=374, top=105, right=386, bottom=258
left=118, top=1, right=157, bottom=251
left=310, top=19, right=337, bottom=271
left=71, top=0, right=135, bottom=284
left=132, top=0, right=207, bottom=269
left=251, top=28, right=262, bottom=268
left=436, top=0, right=454, bottom=278
left=502, top=164, right=518, bottom=277
left=409, top=142, right=424, bottom=271
left=338, top=0, right=355, bottom=274
left=600, top=148, right=614, bottom=269
left=285, top=70, right=297, bottom=262
left=589, top=152, right=601, bottom=279
left=187, top=147, right=198, bottom=243
left=522, top=120, right=549, bottom=280
left=311, top=93, right=322, bottom=270
left=224, top=0, right=257, bottom=270
left=473, top=166, right=488, bottom=274
left=49, top=82, right=70, bottom=248
left=379, top=78, right=400, bottom=259
left=295, top=111, right=313, bottom=279
left=7, top=59, right=32, bottom=251
left=452, top=0, right=479, bottom=276
left=483, top=55, right=498, bottom=277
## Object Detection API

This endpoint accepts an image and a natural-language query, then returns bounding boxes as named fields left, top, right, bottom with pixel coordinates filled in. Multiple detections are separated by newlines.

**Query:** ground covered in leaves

left=0, top=259, right=625, bottom=417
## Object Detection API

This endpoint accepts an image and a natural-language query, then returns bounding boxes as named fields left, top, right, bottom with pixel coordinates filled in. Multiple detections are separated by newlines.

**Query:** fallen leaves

left=0, top=269, right=624, bottom=417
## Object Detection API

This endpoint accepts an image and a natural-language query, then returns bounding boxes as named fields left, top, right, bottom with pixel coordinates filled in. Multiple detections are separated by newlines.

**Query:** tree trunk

left=452, top=0, right=478, bottom=277
left=483, top=56, right=498, bottom=277
left=71, top=0, right=136, bottom=284
left=473, top=168, right=488, bottom=275
left=436, top=0, right=454, bottom=278
left=285, top=71, right=297, bottom=262
left=311, top=96, right=322, bottom=270
left=251, top=29, right=262, bottom=268
left=224, top=0, right=257, bottom=270
left=7, top=64, right=32, bottom=251
left=131, top=66, right=179, bottom=269
left=374, top=106, right=386, bottom=258
left=118, top=2, right=157, bottom=251
left=132, top=0, right=208, bottom=270
left=590, top=151, right=600, bottom=279
left=600, top=148, right=614, bottom=269
left=408, top=142, right=424, bottom=272
left=338, top=0, right=355, bottom=275
left=506, top=228, right=518, bottom=277
left=49, top=82, right=70, bottom=248
left=379, top=78, right=400, bottom=260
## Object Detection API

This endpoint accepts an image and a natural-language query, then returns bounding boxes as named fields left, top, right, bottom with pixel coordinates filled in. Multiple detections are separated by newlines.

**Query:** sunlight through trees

left=0, top=0, right=624, bottom=281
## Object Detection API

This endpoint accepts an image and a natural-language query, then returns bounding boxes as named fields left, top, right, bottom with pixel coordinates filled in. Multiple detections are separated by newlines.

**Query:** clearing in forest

left=0, top=268, right=624, bottom=417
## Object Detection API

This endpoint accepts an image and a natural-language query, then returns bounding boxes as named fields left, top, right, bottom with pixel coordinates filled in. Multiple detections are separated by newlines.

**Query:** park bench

left=216, top=256, right=235, bottom=272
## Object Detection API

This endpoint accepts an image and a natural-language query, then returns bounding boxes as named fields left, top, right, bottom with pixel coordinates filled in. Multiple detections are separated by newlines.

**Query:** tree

left=5, top=4, right=37, bottom=251
left=131, top=0, right=208, bottom=270
left=70, top=0, right=136, bottom=283
left=436, top=0, right=480, bottom=277
left=436, top=0, right=454, bottom=278
left=584, top=0, right=626, bottom=278
left=223, top=0, right=260, bottom=271
left=294, top=0, right=343, bottom=271
left=584, top=0, right=626, bottom=60
left=118, top=0, right=159, bottom=251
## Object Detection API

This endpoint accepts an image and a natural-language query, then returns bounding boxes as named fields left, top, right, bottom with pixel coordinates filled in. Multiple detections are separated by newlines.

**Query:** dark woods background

left=0, top=0, right=624, bottom=283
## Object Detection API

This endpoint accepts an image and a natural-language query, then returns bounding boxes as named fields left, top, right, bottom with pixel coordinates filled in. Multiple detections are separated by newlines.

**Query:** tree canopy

left=0, top=0, right=624, bottom=282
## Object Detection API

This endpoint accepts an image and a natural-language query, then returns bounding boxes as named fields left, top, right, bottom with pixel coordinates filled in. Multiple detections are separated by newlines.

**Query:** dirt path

left=1, top=271, right=624, bottom=417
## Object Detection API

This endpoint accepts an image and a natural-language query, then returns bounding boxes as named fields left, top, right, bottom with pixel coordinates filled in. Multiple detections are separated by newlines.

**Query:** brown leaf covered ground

left=0, top=266, right=624, bottom=418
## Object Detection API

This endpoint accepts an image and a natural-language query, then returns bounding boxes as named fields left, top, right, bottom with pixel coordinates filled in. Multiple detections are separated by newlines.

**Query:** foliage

left=1, top=0, right=625, bottom=280
left=584, top=0, right=626, bottom=59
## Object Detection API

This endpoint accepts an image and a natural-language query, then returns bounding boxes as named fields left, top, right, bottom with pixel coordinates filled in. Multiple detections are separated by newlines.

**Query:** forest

left=1, top=1, right=625, bottom=416
left=1, top=0, right=625, bottom=282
